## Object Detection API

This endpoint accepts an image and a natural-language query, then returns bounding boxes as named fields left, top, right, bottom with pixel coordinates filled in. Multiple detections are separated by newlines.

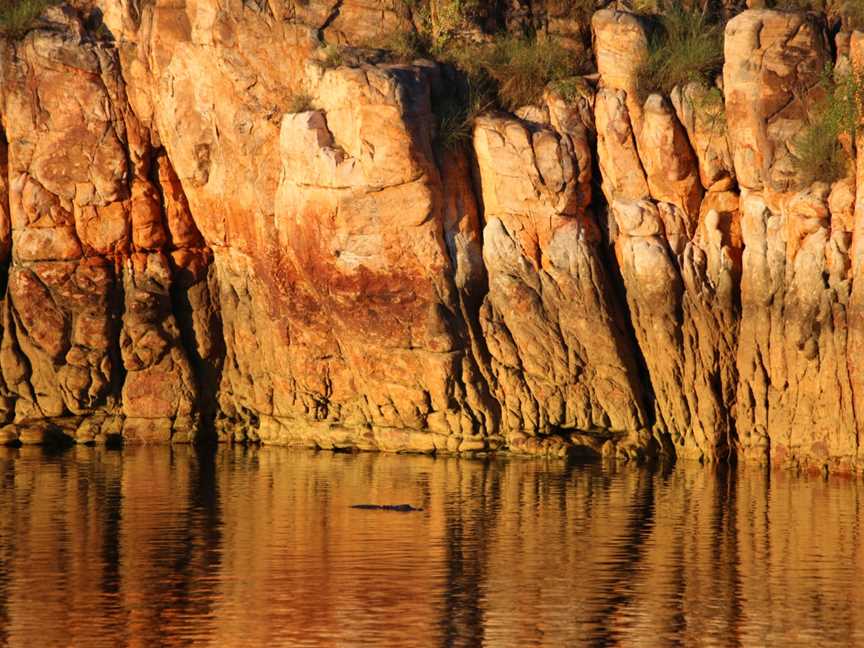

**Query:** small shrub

left=840, top=0, right=864, bottom=29
left=629, top=0, right=667, bottom=14
left=428, top=33, right=590, bottom=148
left=677, top=82, right=726, bottom=128
left=793, top=67, right=864, bottom=184
left=477, top=36, right=588, bottom=110
left=360, top=29, right=431, bottom=63
left=431, top=0, right=484, bottom=48
left=794, top=118, right=847, bottom=184
left=0, top=0, right=57, bottom=38
left=636, top=6, right=724, bottom=99
left=435, top=95, right=473, bottom=151
left=287, top=91, right=314, bottom=113
left=549, top=75, right=589, bottom=103
left=433, top=72, right=496, bottom=151
left=693, top=83, right=726, bottom=132
left=320, top=43, right=344, bottom=69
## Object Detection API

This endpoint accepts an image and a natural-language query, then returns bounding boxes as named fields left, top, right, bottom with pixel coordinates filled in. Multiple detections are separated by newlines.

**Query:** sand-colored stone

left=727, top=11, right=858, bottom=469
left=593, top=7, right=740, bottom=460
left=473, top=112, right=647, bottom=438
left=724, top=9, right=830, bottom=197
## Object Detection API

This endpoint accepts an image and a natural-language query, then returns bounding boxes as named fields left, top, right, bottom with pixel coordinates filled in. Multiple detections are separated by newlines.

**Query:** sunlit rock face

left=0, top=5, right=210, bottom=444
left=267, top=67, right=496, bottom=452
left=1, top=2, right=864, bottom=470
left=725, top=10, right=857, bottom=469
left=593, top=9, right=739, bottom=462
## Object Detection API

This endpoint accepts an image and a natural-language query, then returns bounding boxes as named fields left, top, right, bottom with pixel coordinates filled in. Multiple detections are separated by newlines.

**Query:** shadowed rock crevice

left=435, top=145, right=504, bottom=445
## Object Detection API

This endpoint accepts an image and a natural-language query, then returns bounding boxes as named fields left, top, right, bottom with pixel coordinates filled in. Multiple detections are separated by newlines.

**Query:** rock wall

left=2, top=1, right=864, bottom=471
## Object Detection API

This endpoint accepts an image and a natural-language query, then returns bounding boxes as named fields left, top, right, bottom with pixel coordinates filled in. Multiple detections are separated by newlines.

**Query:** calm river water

left=1, top=445, right=862, bottom=647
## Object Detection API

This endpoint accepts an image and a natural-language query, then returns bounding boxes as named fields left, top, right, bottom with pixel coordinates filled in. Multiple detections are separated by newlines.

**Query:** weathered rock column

left=472, top=96, right=649, bottom=456
left=593, top=9, right=740, bottom=461
left=0, top=7, right=216, bottom=443
left=726, top=10, right=858, bottom=470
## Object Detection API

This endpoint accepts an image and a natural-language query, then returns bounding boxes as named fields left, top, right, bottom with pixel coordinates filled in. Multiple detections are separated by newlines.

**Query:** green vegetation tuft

left=477, top=35, right=587, bottom=110
left=377, top=30, right=430, bottom=62
left=842, top=0, right=864, bottom=29
left=427, top=35, right=587, bottom=149
left=356, top=30, right=431, bottom=64
left=0, top=0, right=57, bottom=38
left=793, top=66, right=864, bottom=184
left=636, top=5, right=724, bottom=99
left=287, top=91, right=315, bottom=113
left=549, top=75, right=590, bottom=103
left=433, top=73, right=496, bottom=150
left=430, top=0, right=484, bottom=45
left=628, top=0, right=667, bottom=14
left=319, top=43, right=345, bottom=69
left=693, top=83, right=726, bottom=132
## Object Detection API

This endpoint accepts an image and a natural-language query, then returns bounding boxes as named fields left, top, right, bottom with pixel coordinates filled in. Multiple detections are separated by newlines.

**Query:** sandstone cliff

left=1, top=0, right=864, bottom=472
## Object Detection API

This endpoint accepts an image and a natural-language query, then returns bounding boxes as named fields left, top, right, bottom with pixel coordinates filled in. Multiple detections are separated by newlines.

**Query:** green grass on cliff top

left=350, top=31, right=588, bottom=149
left=429, top=36, right=588, bottom=149
left=793, top=66, right=864, bottom=184
left=0, top=0, right=57, bottom=38
left=636, top=5, right=724, bottom=99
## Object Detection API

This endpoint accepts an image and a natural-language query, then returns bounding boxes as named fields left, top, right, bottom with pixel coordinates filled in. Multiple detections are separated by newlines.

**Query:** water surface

left=1, top=445, right=862, bottom=647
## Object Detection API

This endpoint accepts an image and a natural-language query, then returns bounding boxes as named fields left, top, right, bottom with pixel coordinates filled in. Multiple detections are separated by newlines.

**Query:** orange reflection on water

left=1, top=446, right=863, bottom=647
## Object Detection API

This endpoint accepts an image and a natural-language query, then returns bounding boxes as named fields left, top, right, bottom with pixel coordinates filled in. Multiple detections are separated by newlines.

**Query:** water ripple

left=1, top=446, right=862, bottom=646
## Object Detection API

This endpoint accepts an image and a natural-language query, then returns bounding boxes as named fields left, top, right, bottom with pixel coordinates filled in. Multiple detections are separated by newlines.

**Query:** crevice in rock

left=0, top=128, right=11, bottom=299
left=148, top=149, right=225, bottom=439
left=168, top=265, right=225, bottom=439
left=435, top=145, right=502, bottom=437
left=589, top=190, right=660, bottom=440
left=108, top=259, right=128, bottom=414
left=582, top=112, right=657, bottom=427
left=317, top=0, right=345, bottom=42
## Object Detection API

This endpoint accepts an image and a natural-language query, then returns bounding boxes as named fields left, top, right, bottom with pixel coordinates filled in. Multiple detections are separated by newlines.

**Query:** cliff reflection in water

left=1, top=446, right=863, bottom=647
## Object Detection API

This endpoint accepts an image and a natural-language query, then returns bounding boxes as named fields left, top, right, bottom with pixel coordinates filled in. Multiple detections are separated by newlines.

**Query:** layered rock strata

left=1, top=2, right=864, bottom=471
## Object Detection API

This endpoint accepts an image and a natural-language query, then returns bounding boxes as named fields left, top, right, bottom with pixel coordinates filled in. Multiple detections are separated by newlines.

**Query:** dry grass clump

left=636, top=5, right=724, bottom=99
left=0, top=0, right=57, bottom=38
left=430, top=35, right=587, bottom=148
left=478, top=35, right=587, bottom=110
left=319, top=43, right=345, bottom=69
left=287, top=91, right=315, bottom=113
left=793, top=67, right=864, bottom=184
left=433, top=72, right=496, bottom=150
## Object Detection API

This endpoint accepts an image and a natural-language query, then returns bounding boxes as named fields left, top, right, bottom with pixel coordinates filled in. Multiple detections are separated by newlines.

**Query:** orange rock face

left=0, top=3, right=863, bottom=470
